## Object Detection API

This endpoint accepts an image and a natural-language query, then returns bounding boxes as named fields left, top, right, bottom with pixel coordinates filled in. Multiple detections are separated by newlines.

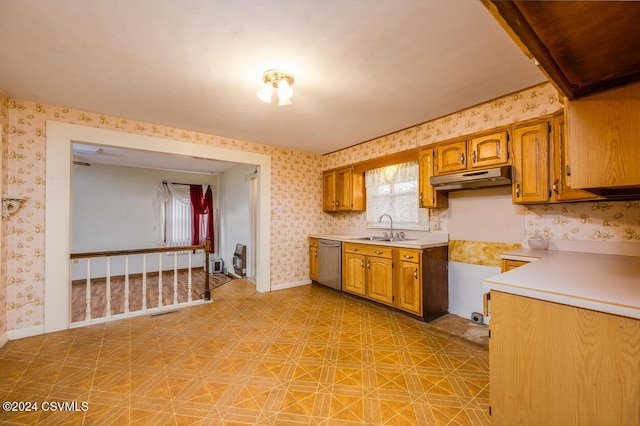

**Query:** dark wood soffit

left=483, top=0, right=640, bottom=100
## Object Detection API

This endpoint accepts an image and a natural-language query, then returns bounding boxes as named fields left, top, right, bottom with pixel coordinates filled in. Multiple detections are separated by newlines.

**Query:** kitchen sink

left=352, top=236, right=415, bottom=242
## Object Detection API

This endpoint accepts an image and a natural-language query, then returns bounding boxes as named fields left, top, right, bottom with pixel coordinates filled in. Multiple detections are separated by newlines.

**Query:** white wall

left=219, top=164, right=254, bottom=278
left=71, top=163, right=218, bottom=279
left=445, top=186, right=525, bottom=321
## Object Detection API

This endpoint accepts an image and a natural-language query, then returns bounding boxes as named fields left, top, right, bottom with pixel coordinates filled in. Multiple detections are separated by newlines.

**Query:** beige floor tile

left=0, top=279, right=489, bottom=425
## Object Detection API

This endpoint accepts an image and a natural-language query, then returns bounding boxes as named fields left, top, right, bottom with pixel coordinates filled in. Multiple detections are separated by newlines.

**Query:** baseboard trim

left=271, top=279, right=311, bottom=291
left=8, top=325, right=45, bottom=340
left=0, top=332, right=8, bottom=348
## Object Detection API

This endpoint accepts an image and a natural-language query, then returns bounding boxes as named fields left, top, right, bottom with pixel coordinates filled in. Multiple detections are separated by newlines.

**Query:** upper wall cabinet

left=418, top=149, right=448, bottom=209
left=550, top=113, right=601, bottom=202
left=566, top=82, right=640, bottom=195
left=512, top=120, right=550, bottom=204
left=434, top=130, right=509, bottom=176
left=322, top=167, right=365, bottom=212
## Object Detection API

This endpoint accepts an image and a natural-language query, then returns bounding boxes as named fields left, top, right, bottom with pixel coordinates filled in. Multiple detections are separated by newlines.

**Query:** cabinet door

left=512, top=121, right=550, bottom=204
left=309, top=246, right=318, bottom=281
left=567, top=82, right=640, bottom=189
left=435, top=140, right=467, bottom=174
left=398, top=260, right=422, bottom=316
left=343, top=252, right=366, bottom=296
left=551, top=114, right=601, bottom=202
left=501, top=259, right=529, bottom=273
left=418, top=149, right=448, bottom=208
left=469, top=131, right=509, bottom=168
left=335, top=167, right=353, bottom=211
left=322, top=171, right=336, bottom=212
left=366, top=256, right=394, bottom=305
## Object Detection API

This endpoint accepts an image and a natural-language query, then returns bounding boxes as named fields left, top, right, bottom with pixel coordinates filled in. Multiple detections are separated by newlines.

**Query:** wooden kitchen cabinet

left=396, top=249, right=423, bottom=316
left=435, top=140, right=467, bottom=174
left=566, top=81, right=640, bottom=192
left=343, top=251, right=366, bottom=296
left=342, top=243, right=448, bottom=321
left=489, top=291, right=640, bottom=425
left=342, top=243, right=393, bottom=304
left=500, top=258, right=529, bottom=272
left=550, top=113, right=601, bottom=202
left=322, top=167, right=365, bottom=212
left=434, top=130, right=509, bottom=176
left=366, top=256, right=394, bottom=305
left=469, top=130, right=509, bottom=169
left=511, top=120, right=551, bottom=204
left=308, top=238, right=318, bottom=281
left=418, top=149, right=448, bottom=209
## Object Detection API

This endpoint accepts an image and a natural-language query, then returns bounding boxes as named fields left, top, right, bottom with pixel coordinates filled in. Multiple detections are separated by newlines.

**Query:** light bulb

left=256, top=83, right=273, bottom=103
left=277, top=79, right=293, bottom=102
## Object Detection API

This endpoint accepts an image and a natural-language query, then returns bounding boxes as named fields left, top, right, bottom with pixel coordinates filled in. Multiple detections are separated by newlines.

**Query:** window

left=165, top=185, right=192, bottom=247
left=365, top=161, right=429, bottom=229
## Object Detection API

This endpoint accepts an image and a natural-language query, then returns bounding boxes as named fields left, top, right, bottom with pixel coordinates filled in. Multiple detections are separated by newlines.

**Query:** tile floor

left=0, top=279, right=490, bottom=425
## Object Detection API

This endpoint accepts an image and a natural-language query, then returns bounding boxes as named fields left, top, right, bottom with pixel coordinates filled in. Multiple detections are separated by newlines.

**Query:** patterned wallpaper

left=2, top=97, right=328, bottom=331
left=322, top=82, right=561, bottom=170
left=525, top=202, right=640, bottom=243
left=0, top=92, right=8, bottom=335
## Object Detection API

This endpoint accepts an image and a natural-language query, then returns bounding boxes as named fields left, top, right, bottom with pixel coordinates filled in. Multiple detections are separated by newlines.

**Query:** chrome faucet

left=379, top=214, right=394, bottom=241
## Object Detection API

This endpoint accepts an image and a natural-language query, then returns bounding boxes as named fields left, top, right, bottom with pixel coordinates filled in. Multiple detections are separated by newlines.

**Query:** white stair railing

left=70, top=240, right=211, bottom=327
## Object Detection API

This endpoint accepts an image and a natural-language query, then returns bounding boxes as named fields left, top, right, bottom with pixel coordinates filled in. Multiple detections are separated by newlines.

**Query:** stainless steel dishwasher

left=317, top=239, right=342, bottom=290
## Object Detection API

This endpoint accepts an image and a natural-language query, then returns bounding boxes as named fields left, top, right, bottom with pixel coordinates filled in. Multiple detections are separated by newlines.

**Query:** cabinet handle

left=335, top=200, right=339, bottom=208
left=472, top=150, right=477, bottom=163
left=351, top=248, right=358, bottom=252
left=414, top=268, right=418, bottom=279
left=419, top=193, right=423, bottom=208
left=483, top=292, right=491, bottom=317
left=367, top=261, right=371, bottom=269
left=460, top=152, right=465, bottom=165
left=566, top=164, right=571, bottom=176
left=360, top=260, right=364, bottom=268
left=403, top=255, right=414, bottom=259
left=374, top=250, right=383, bottom=255
left=515, top=183, right=521, bottom=197
left=553, top=179, right=559, bottom=194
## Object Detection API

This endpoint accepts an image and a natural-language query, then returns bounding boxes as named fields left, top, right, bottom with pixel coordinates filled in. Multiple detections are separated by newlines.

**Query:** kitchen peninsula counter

left=484, top=248, right=640, bottom=424
left=484, top=249, right=640, bottom=319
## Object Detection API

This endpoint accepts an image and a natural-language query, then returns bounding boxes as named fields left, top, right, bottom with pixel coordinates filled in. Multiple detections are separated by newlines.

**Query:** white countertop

left=309, top=234, right=449, bottom=249
left=484, top=249, right=640, bottom=319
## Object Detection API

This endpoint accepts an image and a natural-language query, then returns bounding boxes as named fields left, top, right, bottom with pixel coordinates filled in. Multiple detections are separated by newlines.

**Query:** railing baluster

left=124, top=255, right=130, bottom=314
left=187, top=252, right=192, bottom=303
left=106, top=257, right=112, bottom=318
left=173, top=252, right=178, bottom=305
left=142, top=254, right=147, bottom=311
left=158, top=253, right=163, bottom=308
left=85, top=259, right=92, bottom=321
left=71, top=243, right=209, bottom=326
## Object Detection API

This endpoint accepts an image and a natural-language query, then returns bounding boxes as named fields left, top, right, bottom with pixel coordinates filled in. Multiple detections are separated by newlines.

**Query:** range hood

left=430, top=166, right=512, bottom=191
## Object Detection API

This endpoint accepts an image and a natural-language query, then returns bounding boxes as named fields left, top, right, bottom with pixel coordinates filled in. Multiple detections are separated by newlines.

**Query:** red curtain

left=189, top=185, right=214, bottom=251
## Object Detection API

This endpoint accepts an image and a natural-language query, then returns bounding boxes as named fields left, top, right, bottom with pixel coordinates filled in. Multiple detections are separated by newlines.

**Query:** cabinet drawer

left=343, top=243, right=392, bottom=259
left=397, top=249, right=421, bottom=263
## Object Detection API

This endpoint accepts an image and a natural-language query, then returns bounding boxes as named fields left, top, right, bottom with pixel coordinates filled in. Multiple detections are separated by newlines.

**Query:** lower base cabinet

left=342, top=243, right=448, bottom=321
left=489, top=291, right=640, bottom=425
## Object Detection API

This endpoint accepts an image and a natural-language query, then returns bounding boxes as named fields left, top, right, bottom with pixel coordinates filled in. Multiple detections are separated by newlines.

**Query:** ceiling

left=0, top=0, right=545, bottom=171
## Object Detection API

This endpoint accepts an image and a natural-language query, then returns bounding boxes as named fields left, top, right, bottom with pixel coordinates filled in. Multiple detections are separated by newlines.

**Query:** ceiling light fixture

left=256, top=69, right=294, bottom=106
